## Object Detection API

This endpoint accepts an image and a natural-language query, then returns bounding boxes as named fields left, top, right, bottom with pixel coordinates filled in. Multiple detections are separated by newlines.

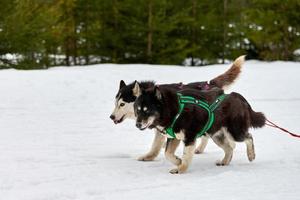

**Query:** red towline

left=266, top=119, right=300, bottom=138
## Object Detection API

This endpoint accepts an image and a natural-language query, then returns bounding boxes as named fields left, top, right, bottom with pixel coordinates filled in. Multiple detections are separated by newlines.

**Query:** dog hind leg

left=138, top=130, right=166, bottom=161
left=195, top=135, right=209, bottom=154
left=212, top=129, right=235, bottom=166
left=245, top=133, right=255, bottom=162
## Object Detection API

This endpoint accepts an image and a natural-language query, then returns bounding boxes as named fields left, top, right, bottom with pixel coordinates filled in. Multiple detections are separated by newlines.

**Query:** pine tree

left=245, top=0, right=300, bottom=60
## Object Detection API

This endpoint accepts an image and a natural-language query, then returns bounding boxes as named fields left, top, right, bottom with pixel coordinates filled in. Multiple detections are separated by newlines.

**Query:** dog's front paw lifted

left=137, top=154, right=156, bottom=161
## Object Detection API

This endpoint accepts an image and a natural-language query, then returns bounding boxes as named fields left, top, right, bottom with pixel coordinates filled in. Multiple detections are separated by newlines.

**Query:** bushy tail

left=233, top=92, right=266, bottom=129
left=209, top=55, right=245, bottom=89
left=250, top=110, right=266, bottom=128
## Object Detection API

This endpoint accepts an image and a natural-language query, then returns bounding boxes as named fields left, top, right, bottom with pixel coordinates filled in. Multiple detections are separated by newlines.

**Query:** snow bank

left=0, top=61, right=299, bottom=200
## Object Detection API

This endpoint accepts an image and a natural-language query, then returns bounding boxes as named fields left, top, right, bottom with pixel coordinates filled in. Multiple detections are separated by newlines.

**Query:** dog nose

left=110, top=115, right=115, bottom=120
left=136, top=122, right=142, bottom=129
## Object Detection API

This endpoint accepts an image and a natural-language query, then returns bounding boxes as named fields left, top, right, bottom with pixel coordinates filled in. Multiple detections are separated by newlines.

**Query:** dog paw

left=169, top=164, right=188, bottom=174
left=194, top=149, right=204, bottom=154
left=169, top=168, right=179, bottom=174
left=247, top=151, right=255, bottom=162
left=215, top=160, right=229, bottom=166
left=137, top=154, right=155, bottom=161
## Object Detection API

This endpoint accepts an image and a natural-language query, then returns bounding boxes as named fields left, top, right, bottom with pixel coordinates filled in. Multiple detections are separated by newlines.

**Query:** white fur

left=245, top=134, right=255, bottom=162
left=211, top=128, right=235, bottom=166
left=138, top=130, right=166, bottom=161
left=133, top=82, right=141, bottom=97
left=140, top=116, right=155, bottom=129
left=195, top=135, right=209, bottom=154
left=111, top=98, right=135, bottom=122
left=233, top=55, right=245, bottom=67
left=175, top=131, right=185, bottom=141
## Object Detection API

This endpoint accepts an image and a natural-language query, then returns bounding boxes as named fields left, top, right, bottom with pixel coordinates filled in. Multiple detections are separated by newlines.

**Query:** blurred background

left=0, top=0, right=300, bottom=69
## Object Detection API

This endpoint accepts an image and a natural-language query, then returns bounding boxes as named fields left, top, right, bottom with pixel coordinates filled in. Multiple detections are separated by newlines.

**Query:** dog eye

left=120, top=103, right=125, bottom=107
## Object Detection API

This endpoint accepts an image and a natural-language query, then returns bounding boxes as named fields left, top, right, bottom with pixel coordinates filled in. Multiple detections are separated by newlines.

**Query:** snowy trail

left=0, top=61, right=299, bottom=200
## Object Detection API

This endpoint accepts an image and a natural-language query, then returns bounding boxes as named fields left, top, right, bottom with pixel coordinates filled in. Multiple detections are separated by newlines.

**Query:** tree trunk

left=65, top=38, right=70, bottom=66
left=84, top=3, right=90, bottom=65
left=72, top=9, right=78, bottom=65
left=222, top=0, right=228, bottom=64
left=44, top=48, right=50, bottom=68
left=112, top=0, right=118, bottom=63
left=191, top=0, right=197, bottom=66
left=73, top=36, right=77, bottom=65
left=147, top=0, right=153, bottom=63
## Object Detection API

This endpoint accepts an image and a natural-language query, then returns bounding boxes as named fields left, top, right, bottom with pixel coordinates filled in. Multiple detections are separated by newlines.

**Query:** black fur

left=116, top=81, right=155, bottom=103
left=134, top=87, right=266, bottom=146
left=116, top=80, right=215, bottom=103
left=112, top=56, right=244, bottom=123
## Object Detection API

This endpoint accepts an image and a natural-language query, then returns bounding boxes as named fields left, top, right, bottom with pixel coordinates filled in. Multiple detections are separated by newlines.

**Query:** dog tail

left=209, top=55, right=245, bottom=89
left=242, top=95, right=266, bottom=128
left=233, top=92, right=266, bottom=128
left=250, top=110, right=266, bottom=128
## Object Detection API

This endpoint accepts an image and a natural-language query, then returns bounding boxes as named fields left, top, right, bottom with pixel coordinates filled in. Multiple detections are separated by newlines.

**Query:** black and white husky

left=110, top=56, right=245, bottom=161
left=133, top=86, right=266, bottom=174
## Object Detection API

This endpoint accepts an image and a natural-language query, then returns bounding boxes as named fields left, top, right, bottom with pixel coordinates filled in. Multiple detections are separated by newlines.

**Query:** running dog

left=133, top=85, right=266, bottom=174
left=110, top=56, right=245, bottom=161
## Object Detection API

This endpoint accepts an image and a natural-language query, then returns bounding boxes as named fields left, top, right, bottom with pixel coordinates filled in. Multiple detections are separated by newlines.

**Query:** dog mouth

left=139, top=122, right=152, bottom=130
left=113, top=115, right=125, bottom=124
left=139, top=126, right=148, bottom=131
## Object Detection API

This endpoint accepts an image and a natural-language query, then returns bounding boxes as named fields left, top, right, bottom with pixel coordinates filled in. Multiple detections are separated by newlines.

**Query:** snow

left=0, top=61, right=300, bottom=200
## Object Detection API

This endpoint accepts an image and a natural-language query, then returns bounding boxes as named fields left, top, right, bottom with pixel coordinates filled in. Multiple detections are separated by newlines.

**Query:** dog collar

left=165, top=93, right=227, bottom=139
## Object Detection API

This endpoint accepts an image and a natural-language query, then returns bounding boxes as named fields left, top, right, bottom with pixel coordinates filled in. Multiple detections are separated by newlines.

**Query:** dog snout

left=136, top=122, right=142, bottom=129
left=110, top=115, right=115, bottom=120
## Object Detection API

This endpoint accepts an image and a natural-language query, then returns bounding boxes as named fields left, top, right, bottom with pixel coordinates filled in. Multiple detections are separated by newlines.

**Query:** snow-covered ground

left=0, top=61, right=299, bottom=200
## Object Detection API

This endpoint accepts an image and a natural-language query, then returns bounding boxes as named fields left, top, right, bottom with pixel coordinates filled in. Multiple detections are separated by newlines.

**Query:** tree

left=245, top=0, right=300, bottom=60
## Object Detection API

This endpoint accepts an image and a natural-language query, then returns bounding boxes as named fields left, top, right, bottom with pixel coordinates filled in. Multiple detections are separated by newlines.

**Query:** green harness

left=165, top=93, right=227, bottom=139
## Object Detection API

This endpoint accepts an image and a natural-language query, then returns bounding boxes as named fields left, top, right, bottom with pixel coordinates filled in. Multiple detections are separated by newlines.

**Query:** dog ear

left=133, top=81, right=141, bottom=97
left=119, top=80, right=126, bottom=90
left=154, top=86, right=162, bottom=100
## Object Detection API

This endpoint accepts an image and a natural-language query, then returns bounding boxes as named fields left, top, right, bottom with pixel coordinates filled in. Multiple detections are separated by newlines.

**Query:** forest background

left=0, top=0, right=299, bottom=69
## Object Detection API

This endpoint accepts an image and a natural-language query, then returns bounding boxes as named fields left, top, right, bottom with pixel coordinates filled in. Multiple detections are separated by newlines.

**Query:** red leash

left=266, top=119, right=300, bottom=138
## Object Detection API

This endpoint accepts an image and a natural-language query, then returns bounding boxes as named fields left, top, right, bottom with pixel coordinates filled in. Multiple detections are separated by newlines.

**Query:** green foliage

left=244, top=0, right=300, bottom=60
left=0, top=0, right=299, bottom=69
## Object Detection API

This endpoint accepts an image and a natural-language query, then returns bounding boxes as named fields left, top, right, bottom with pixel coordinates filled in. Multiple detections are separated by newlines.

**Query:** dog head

left=134, top=84, right=162, bottom=130
left=110, top=80, right=141, bottom=124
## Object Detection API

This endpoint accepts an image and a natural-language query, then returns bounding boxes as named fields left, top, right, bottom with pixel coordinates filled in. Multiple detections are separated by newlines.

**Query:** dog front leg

left=169, top=142, right=195, bottom=174
left=165, top=138, right=181, bottom=166
left=138, top=130, right=166, bottom=161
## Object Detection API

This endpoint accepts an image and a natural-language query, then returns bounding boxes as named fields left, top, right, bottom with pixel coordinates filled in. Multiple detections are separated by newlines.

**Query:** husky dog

left=110, top=56, right=245, bottom=161
left=133, top=85, right=266, bottom=174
